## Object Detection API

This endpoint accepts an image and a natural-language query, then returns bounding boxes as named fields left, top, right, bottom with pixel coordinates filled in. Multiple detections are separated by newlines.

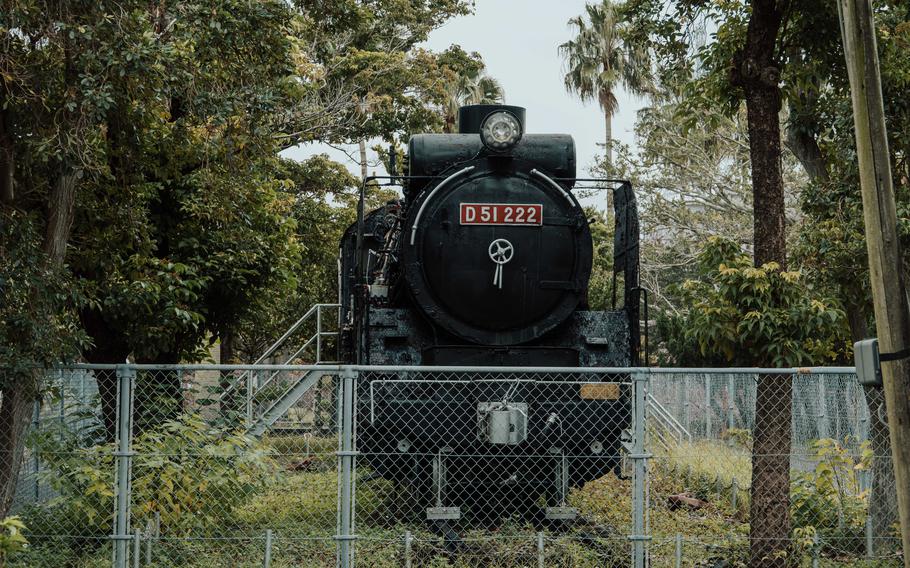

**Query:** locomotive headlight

left=480, top=111, right=522, bottom=152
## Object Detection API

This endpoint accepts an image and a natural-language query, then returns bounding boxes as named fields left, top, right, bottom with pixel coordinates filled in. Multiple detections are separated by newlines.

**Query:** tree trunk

left=845, top=301, right=870, bottom=343
left=359, top=139, right=368, bottom=181
left=220, top=330, right=235, bottom=365
left=733, top=2, right=791, bottom=566
left=746, top=90, right=787, bottom=271
left=44, top=172, right=77, bottom=266
left=81, top=310, right=132, bottom=440
left=0, top=378, right=37, bottom=517
left=0, top=108, right=14, bottom=205
left=785, top=123, right=829, bottom=183
left=604, top=112, right=613, bottom=171
left=0, top=170, right=79, bottom=518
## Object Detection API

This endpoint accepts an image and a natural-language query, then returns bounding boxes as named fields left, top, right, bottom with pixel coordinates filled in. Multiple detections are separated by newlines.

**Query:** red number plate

left=459, top=203, right=543, bottom=226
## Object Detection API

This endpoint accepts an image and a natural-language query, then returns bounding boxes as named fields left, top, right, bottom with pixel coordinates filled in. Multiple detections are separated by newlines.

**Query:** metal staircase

left=248, top=369, right=326, bottom=436
left=220, top=303, right=341, bottom=434
left=646, top=393, right=691, bottom=450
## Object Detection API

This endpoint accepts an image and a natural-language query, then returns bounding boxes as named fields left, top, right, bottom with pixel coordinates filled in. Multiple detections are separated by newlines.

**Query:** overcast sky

left=284, top=0, right=644, bottom=209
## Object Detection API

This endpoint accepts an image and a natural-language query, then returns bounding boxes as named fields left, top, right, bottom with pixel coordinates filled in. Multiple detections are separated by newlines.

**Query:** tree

left=610, top=102, right=807, bottom=318
left=660, top=237, right=847, bottom=367
left=0, top=212, right=86, bottom=516
left=44, top=0, right=305, bottom=437
left=278, top=0, right=473, bottom=146
left=619, top=0, right=805, bottom=562
left=231, top=155, right=360, bottom=361
left=585, top=207, right=616, bottom=311
left=0, top=0, right=190, bottom=517
left=559, top=0, right=652, bottom=170
left=442, top=61, right=505, bottom=133
left=624, top=0, right=910, bottom=562
left=0, top=0, right=479, bottom=517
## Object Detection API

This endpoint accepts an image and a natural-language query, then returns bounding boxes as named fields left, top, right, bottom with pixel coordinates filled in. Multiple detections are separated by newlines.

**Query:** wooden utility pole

left=838, top=1, right=910, bottom=564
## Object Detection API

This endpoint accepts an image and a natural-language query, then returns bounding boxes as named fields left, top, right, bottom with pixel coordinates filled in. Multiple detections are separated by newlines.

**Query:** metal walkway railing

left=218, top=303, right=340, bottom=427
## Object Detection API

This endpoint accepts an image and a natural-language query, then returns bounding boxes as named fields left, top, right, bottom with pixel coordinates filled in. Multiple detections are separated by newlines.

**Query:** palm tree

left=443, top=69, right=505, bottom=133
left=559, top=0, right=652, bottom=170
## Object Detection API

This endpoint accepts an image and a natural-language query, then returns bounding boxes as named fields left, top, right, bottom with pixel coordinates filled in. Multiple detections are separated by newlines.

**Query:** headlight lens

left=480, top=111, right=522, bottom=151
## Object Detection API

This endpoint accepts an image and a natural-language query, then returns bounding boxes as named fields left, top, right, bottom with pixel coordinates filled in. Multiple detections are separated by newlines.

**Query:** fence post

left=132, top=530, right=140, bottom=568
left=704, top=375, right=712, bottom=437
left=336, top=367, right=357, bottom=568
left=682, top=374, right=690, bottom=432
left=112, top=365, right=135, bottom=568
left=817, top=375, right=829, bottom=440
left=245, top=371, right=254, bottom=429
left=630, top=369, right=650, bottom=568
left=537, top=531, right=545, bottom=568
left=674, top=533, right=682, bottom=568
left=263, top=529, right=273, bottom=568
left=726, top=374, right=735, bottom=431
left=32, top=400, right=40, bottom=501
left=144, top=518, right=152, bottom=565
left=404, top=530, right=412, bottom=568
left=316, top=304, right=323, bottom=363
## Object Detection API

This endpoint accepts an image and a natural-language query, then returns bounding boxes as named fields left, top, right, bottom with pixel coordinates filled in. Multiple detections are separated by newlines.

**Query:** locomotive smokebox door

left=402, top=159, right=592, bottom=346
left=477, top=402, right=528, bottom=445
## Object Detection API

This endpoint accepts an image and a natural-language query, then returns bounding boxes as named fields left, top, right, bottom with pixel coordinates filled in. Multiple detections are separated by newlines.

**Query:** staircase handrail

left=647, top=393, right=691, bottom=444
left=219, top=303, right=340, bottom=403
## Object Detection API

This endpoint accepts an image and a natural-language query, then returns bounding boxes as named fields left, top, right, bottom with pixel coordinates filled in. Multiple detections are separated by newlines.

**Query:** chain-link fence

left=647, top=369, right=900, bottom=566
left=1, top=365, right=903, bottom=567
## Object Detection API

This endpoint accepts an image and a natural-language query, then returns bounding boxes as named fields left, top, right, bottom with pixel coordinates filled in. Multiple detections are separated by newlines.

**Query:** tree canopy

left=0, top=0, right=487, bottom=517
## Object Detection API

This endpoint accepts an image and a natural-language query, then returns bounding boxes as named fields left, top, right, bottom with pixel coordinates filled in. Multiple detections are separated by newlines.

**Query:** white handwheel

left=488, top=238, right=514, bottom=264
left=488, top=238, right=514, bottom=289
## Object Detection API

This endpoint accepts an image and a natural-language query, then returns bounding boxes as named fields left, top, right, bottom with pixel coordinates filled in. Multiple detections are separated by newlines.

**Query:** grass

left=7, top=435, right=903, bottom=567
left=660, top=440, right=752, bottom=489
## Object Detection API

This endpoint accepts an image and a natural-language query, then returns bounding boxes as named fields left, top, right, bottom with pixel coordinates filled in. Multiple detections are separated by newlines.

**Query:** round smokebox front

left=402, top=165, right=592, bottom=345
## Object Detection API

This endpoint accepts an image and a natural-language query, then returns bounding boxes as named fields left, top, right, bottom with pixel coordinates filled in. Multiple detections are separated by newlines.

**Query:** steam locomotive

left=338, top=105, right=641, bottom=524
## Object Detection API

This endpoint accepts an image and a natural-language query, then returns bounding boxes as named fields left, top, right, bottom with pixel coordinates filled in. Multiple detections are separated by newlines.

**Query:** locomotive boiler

left=338, top=105, right=641, bottom=525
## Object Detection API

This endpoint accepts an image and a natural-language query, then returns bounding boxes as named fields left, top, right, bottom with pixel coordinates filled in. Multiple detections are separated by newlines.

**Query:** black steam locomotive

left=338, top=105, right=641, bottom=524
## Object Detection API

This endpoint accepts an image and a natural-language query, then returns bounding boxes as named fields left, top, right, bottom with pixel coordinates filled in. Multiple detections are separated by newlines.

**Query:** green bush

left=27, top=414, right=280, bottom=538
left=657, top=236, right=848, bottom=366
left=791, top=438, right=870, bottom=555
left=0, top=517, right=28, bottom=566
